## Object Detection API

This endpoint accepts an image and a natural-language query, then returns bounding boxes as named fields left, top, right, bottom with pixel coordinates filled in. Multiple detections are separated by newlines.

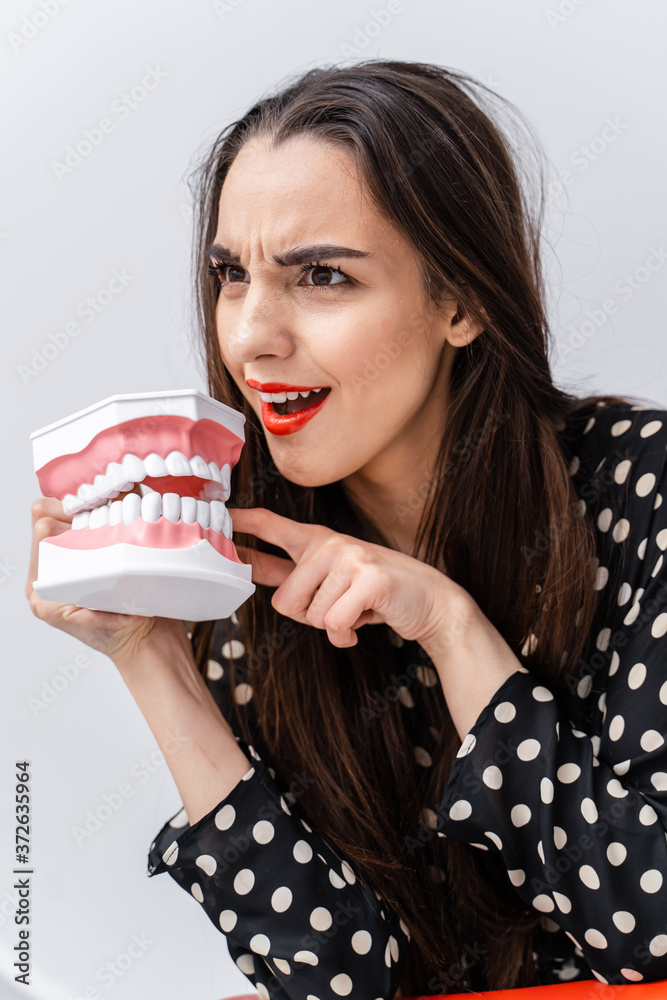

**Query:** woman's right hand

left=26, top=496, right=185, bottom=664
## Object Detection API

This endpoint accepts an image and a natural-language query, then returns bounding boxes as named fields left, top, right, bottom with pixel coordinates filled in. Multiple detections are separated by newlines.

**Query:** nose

left=224, top=283, right=294, bottom=364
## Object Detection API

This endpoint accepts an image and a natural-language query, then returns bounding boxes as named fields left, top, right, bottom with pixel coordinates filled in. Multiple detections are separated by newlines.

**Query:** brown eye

left=301, top=263, right=349, bottom=287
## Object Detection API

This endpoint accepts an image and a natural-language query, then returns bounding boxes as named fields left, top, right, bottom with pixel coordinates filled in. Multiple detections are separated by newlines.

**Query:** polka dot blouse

left=148, top=402, right=667, bottom=995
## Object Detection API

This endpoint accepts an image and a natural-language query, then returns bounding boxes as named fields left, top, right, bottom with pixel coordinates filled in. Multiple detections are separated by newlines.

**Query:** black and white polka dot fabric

left=148, top=402, right=667, bottom=994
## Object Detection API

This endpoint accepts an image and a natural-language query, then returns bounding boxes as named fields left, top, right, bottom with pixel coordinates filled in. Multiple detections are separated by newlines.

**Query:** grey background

left=2, top=0, right=666, bottom=997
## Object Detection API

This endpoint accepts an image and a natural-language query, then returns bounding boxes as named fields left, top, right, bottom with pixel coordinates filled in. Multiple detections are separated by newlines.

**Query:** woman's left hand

left=229, top=506, right=470, bottom=650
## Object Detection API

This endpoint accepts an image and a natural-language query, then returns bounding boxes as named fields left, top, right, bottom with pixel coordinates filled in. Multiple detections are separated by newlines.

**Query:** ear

left=445, top=287, right=488, bottom=348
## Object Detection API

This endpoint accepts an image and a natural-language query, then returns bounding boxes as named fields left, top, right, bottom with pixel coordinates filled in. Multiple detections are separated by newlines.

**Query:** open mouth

left=30, top=389, right=255, bottom=620
left=259, top=386, right=332, bottom=416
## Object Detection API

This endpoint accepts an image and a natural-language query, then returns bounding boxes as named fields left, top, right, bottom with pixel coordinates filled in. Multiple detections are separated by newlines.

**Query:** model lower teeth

left=71, top=492, right=232, bottom=537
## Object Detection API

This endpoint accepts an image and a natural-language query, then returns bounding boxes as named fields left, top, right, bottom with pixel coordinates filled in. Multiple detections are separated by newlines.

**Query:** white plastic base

left=33, top=538, right=255, bottom=621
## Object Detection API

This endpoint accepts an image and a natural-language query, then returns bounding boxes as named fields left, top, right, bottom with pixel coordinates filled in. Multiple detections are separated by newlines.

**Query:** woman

left=27, top=60, right=667, bottom=997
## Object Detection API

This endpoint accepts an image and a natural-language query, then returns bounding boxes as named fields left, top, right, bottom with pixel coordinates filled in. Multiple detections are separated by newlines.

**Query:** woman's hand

left=26, top=496, right=187, bottom=665
left=229, top=506, right=470, bottom=649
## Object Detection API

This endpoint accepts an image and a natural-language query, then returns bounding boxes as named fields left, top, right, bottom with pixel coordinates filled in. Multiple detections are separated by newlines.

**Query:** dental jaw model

left=30, top=390, right=255, bottom=621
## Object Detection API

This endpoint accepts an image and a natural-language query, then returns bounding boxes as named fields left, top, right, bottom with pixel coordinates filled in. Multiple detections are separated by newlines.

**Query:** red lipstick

left=245, top=379, right=332, bottom=436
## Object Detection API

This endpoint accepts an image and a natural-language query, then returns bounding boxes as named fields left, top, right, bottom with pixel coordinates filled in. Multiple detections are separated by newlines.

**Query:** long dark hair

left=185, top=60, right=650, bottom=993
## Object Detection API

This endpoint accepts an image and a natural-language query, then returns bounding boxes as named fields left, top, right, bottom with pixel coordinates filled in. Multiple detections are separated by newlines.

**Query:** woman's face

left=211, top=135, right=474, bottom=492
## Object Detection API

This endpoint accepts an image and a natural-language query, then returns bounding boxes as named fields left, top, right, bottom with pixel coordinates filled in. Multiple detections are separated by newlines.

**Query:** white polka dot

left=235, top=953, right=254, bottom=975
left=191, top=882, right=203, bottom=902
left=341, top=860, right=356, bottom=884
left=617, top=582, right=633, bottom=605
left=579, top=865, right=600, bottom=889
left=221, top=638, right=246, bottom=659
left=508, top=868, right=525, bottom=886
left=532, top=894, right=554, bottom=912
left=628, top=663, right=647, bottom=689
left=607, top=778, right=628, bottom=798
left=517, top=739, right=541, bottom=761
left=389, top=935, right=399, bottom=961
left=274, top=958, right=291, bottom=975
left=253, top=820, right=275, bottom=844
left=614, top=459, right=631, bottom=484
left=280, top=795, right=292, bottom=814
left=330, top=973, right=353, bottom=995
left=592, top=972, right=609, bottom=984
left=621, top=969, right=644, bottom=982
left=650, top=771, right=667, bottom=790
left=612, top=911, right=636, bottom=933
left=163, top=842, right=178, bottom=866
left=206, top=658, right=224, bottom=680
left=310, top=907, right=332, bottom=931
left=271, top=886, right=292, bottom=912
left=219, top=908, right=237, bottom=932
left=608, top=715, right=625, bottom=741
left=416, top=665, right=438, bottom=687
left=195, top=854, right=217, bottom=876
left=457, top=733, right=477, bottom=757
left=660, top=681, right=667, bottom=704
left=636, top=472, right=656, bottom=497
left=608, top=652, right=620, bottom=677
left=215, top=804, right=235, bottom=830
left=293, top=840, right=313, bottom=863
left=557, top=763, right=580, bottom=783
left=494, top=701, right=516, bottom=722
left=511, top=804, right=531, bottom=827
left=249, top=933, right=270, bottom=955
left=351, top=930, right=372, bottom=954
left=540, top=778, right=554, bottom=804
left=613, top=518, right=630, bottom=542
left=613, top=758, right=630, bottom=775
left=485, top=830, right=502, bottom=850
left=577, top=674, right=593, bottom=698
left=553, top=826, right=567, bottom=850
left=553, top=892, right=571, bottom=914
left=581, top=798, right=598, bottom=823
left=584, top=928, right=607, bottom=948
left=482, top=765, right=503, bottom=789
left=532, top=685, right=553, bottom=702
left=598, top=508, right=613, bottom=531
left=329, top=868, right=346, bottom=889
left=420, top=808, right=438, bottom=829
left=640, top=869, right=663, bottom=893
left=397, top=685, right=414, bottom=708
left=233, top=869, right=255, bottom=895
left=234, top=682, right=253, bottom=704
left=641, top=730, right=664, bottom=752
left=607, top=842, right=627, bottom=866
left=411, top=744, right=433, bottom=768
left=652, top=613, right=667, bottom=638
left=611, top=419, right=633, bottom=437
left=650, top=934, right=667, bottom=956
left=449, top=799, right=472, bottom=821
left=294, top=950, right=318, bottom=966
left=639, top=804, right=658, bottom=825
left=169, top=807, right=188, bottom=828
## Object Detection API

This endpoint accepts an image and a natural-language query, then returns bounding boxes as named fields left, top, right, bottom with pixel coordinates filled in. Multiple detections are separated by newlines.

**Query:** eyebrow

left=205, top=243, right=375, bottom=267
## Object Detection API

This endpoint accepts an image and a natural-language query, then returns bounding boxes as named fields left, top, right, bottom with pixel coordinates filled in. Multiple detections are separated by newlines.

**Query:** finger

left=26, top=509, right=73, bottom=602
left=300, top=569, right=352, bottom=629
left=235, top=544, right=296, bottom=588
left=229, top=507, right=321, bottom=563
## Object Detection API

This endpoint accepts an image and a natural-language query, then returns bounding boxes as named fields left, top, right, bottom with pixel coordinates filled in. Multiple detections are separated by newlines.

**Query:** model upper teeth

left=71, top=493, right=233, bottom=537
left=61, top=451, right=231, bottom=515
left=258, top=388, right=324, bottom=403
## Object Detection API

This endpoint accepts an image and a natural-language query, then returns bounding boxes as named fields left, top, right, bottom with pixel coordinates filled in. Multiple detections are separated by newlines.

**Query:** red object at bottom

left=222, top=981, right=667, bottom=999
left=405, top=978, right=667, bottom=998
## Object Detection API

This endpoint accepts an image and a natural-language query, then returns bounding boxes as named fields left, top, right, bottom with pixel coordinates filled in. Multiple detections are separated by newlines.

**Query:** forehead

left=215, top=135, right=401, bottom=253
